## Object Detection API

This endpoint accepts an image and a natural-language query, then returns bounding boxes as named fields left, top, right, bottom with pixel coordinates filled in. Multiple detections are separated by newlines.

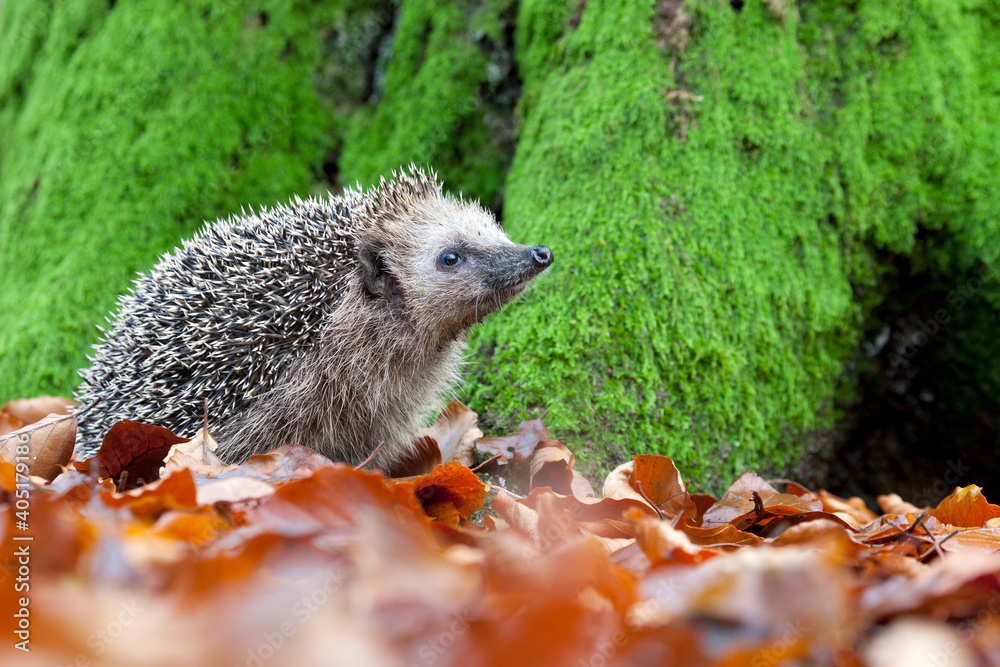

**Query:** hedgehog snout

left=521, top=244, right=553, bottom=283
left=482, top=244, right=553, bottom=290
left=529, top=245, right=552, bottom=270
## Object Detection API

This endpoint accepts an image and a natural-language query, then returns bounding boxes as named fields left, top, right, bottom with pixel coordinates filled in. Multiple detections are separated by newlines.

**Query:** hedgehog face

left=358, top=193, right=552, bottom=342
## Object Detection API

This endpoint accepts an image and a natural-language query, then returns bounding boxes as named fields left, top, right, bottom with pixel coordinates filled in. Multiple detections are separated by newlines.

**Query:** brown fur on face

left=75, top=166, right=552, bottom=471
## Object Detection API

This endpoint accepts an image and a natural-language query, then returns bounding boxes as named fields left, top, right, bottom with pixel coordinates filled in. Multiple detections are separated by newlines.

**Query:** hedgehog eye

left=439, top=250, right=463, bottom=269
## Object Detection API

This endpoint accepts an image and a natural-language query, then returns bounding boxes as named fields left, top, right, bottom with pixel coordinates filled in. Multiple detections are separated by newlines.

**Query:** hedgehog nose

left=529, top=245, right=552, bottom=268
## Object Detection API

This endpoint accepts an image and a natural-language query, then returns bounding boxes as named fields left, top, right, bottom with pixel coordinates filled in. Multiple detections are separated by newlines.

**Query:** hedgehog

left=73, top=166, right=552, bottom=470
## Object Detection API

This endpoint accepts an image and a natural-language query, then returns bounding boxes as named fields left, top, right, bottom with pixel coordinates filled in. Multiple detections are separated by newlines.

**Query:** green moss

left=338, top=0, right=517, bottom=207
left=799, top=1, right=1000, bottom=268
left=0, top=0, right=337, bottom=397
left=466, top=0, right=1000, bottom=491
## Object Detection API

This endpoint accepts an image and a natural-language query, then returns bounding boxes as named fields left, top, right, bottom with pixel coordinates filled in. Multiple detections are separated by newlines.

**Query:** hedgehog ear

left=359, top=245, right=384, bottom=298
left=359, top=245, right=405, bottom=310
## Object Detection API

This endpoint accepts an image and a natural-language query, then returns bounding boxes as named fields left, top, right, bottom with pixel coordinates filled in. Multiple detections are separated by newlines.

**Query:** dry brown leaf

left=628, top=455, right=690, bottom=512
left=701, top=471, right=821, bottom=529
left=160, top=427, right=232, bottom=482
left=419, top=399, right=481, bottom=465
left=490, top=487, right=540, bottom=538
left=604, top=456, right=694, bottom=521
left=529, top=439, right=594, bottom=497
left=937, top=526, right=1000, bottom=554
left=247, top=464, right=427, bottom=539
left=166, top=426, right=223, bottom=464
left=475, top=416, right=549, bottom=462
left=687, top=492, right=717, bottom=526
left=682, top=522, right=763, bottom=549
left=77, top=419, right=189, bottom=487
left=1, top=395, right=75, bottom=424
left=817, top=489, right=878, bottom=527
left=626, top=508, right=716, bottom=564
left=877, top=492, right=924, bottom=515
left=0, top=412, right=77, bottom=481
left=386, top=434, right=442, bottom=477
left=521, top=487, right=654, bottom=539
left=854, top=513, right=921, bottom=546
left=161, top=450, right=236, bottom=480
left=772, top=518, right=864, bottom=554
left=195, top=477, right=276, bottom=505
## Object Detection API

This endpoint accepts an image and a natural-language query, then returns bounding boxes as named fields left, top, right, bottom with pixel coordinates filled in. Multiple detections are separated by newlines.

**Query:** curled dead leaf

left=386, top=434, right=441, bottom=477
left=100, top=468, right=199, bottom=521
left=814, top=489, right=877, bottom=527
left=393, top=461, right=488, bottom=525
left=625, top=507, right=715, bottom=565
left=604, top=455, right=693, bottom=521
left=166, top=426, right=223, bottom=465
left=0, top=412, right=77, bottom=481
left=529, top=439, right=594, bottom=497
left=475, top=416, right=549, bottom=462
left=420, top=399, right=481, bottom=465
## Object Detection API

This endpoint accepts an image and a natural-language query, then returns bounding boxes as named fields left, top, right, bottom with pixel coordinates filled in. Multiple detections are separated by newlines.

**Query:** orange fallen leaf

left=626, top=508, right=717, bottom=565
left=938, top=527, right=1000, bottom=554
left=101, top=468, right=199, bottom=520
left=393, top=461, right=488, bottom=525
left=604, top=455, right=694, bottom=521
left=878, top=493, right=923, bottom=515
left=930, top=485, right=1000, bottom=527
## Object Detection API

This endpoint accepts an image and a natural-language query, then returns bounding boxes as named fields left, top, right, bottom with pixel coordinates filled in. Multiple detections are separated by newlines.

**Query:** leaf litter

left=2, top=402, right=1000, bottom=666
